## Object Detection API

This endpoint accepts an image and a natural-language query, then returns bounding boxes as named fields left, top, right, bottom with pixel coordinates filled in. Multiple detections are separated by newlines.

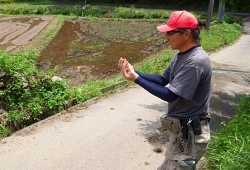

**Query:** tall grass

left=0, top=4, right=242, bottom=25
left=111, top=6, right=172, bottom=19
left=201, top=22, right=242, bottom=52
left=206, top=94, right=250, bottom=170
left=0, top=49, right=71, bottom=131
left=0, top=4, right=82, bottom=15
left=0, top=0, right=51, bottom=4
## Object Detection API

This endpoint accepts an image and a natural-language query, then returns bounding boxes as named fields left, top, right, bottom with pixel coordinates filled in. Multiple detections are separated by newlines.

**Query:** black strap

left=179, top=118, right=189, bottom=139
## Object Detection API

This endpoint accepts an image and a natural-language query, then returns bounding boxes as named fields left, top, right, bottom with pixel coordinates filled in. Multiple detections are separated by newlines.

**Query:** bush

left=0, top=4, right=82, bottom=15
left=0, top=49, right=71, bottom=130
left=83, top=6, right=105, bottom=17
left=47, top=5, right=82, bottom=15
left=110, top=6, right=171, bottom=19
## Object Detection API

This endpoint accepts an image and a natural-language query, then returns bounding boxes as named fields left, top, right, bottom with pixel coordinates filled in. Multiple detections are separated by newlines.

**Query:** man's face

left=165, top=29, right=190, bottom=52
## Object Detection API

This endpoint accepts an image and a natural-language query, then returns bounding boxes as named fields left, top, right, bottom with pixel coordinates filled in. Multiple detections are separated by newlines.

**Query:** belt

left=200, top=117, right=210, bottom=122
left=200, top=120, right=208, bottom=125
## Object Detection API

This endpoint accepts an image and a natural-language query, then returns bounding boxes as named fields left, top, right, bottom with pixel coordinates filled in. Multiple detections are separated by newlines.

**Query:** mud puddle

left=0, top=16, right=53, bottom=52
left=36, top=18, right=169, bottom=85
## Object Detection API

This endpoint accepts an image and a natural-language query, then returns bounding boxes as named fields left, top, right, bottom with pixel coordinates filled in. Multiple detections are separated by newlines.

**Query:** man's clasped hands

left=118, top=58, right=138, bottom=82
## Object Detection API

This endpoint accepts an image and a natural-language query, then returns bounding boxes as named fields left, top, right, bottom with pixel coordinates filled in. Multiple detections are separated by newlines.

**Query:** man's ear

left=184, top=30, right=192, bottom=40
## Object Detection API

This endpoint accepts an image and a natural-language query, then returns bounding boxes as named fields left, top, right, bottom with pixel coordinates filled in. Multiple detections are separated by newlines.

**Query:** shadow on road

left=209, top=91, right=243, bottom=131
left=135, top=90, right=246, bottom=143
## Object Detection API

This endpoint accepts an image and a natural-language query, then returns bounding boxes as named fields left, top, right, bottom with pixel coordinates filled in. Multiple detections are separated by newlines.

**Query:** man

left=118, top=10, right=212, bottom=170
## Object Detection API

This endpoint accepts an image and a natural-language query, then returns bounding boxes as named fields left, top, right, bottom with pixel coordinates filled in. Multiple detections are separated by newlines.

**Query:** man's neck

left=178, top=44, right=200, bottom=55
left=179, top=42, right=198, bottom=52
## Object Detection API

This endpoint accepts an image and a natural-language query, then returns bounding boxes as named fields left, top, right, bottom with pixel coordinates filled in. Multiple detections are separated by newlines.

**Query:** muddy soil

left=0, top=16, right=168, bottom=85
left=0, top=16, right=53, bottom=52
left=36, top=18, right=168, bottom=85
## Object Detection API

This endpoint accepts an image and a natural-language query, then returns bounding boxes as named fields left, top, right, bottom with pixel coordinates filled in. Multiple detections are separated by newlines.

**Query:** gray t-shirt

left=161, top=46, right=212, bottom=119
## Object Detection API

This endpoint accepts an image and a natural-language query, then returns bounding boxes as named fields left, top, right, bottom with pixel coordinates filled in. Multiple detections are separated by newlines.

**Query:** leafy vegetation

left=0, top=49, right=71, bottom=131
left=205, top=94, right=250, bottom=169
left=222, top=0, right=250, bottom=12
left=1, top=0, right=250, bottom=12
left=0, top=4, right=82, bottom=15
left=0, top=0, right=51, bottom=4
left=0, top=3, right=244, bottom=24
left=201, top=22, right=242, bottom=51
left=65, top=0, right=250, bottom=12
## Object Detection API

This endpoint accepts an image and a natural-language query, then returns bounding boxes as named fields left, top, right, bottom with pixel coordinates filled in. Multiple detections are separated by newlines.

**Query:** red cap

left=157, top=10, right=198, bottom=32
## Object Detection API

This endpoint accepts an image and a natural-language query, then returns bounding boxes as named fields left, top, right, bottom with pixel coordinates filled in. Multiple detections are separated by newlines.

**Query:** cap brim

left=157, top=24, right=175, bottom=32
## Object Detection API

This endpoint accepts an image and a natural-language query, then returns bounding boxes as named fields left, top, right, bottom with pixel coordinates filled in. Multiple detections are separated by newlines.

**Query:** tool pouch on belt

left=191, top=116, right=202, bottom=135
left=160, top=117, right=181, bottom=133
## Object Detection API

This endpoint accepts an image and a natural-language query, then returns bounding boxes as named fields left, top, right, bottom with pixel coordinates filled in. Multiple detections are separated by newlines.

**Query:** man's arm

left=135, top=70, right=169, bottom=86
left=118, top=58, right=178, bottom=102
left=135, top=76, right=179, bottom=102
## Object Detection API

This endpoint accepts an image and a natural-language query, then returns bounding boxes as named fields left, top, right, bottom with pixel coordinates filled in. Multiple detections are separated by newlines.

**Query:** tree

left=206, top=0, right=215, bottom=30
left=222, top=0, right=250, bottom=12
left=218, top=0, right=225, bottom=22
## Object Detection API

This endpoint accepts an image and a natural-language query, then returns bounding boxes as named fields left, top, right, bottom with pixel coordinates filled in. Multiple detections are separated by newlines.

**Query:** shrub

left=83, top=6, right=105, bottom=17
left=0, top=49, right=71, bottom=130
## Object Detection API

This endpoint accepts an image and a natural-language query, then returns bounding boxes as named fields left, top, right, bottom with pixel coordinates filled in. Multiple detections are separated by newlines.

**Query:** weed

left=206, top=94, right=250, bottom=169
left=200, top=22, right=242, bottom=52
left=0, top=124, right=12, bottom=138
left=0, top=49, right=71, bottom=130
left=82, top=6, right=105, bottom=17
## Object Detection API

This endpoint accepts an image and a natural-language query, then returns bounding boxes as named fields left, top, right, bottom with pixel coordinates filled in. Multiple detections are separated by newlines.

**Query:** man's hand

left=118, top=58, right=138, bottom=81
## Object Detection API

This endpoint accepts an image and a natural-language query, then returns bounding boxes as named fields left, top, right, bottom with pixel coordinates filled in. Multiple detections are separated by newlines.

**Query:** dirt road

left=0, top=19, right=250, bottom=170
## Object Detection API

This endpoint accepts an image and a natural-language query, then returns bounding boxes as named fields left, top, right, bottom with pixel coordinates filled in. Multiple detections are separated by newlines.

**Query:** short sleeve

left=168, top=66, right=202, bottom=100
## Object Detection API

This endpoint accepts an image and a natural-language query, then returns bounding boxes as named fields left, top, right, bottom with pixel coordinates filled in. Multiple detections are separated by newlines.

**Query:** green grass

left=0, top=0, right=51, bottom=4
left=0, top=3, right=82, bottom=16
left=0, top=124, right=12, bottom=138
left=0, top=4, right=242, bottom=25
left=201, top=22, right=242, bottom=52
left=205, top=94, right=250, bottom=169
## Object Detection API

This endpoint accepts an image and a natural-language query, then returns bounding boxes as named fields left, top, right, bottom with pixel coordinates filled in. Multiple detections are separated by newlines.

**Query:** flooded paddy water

left=36, top=18, right=169, bottom=85
left=0, top=17, right=169, bottom=85
left=0, top=16, right=53, bottom=51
